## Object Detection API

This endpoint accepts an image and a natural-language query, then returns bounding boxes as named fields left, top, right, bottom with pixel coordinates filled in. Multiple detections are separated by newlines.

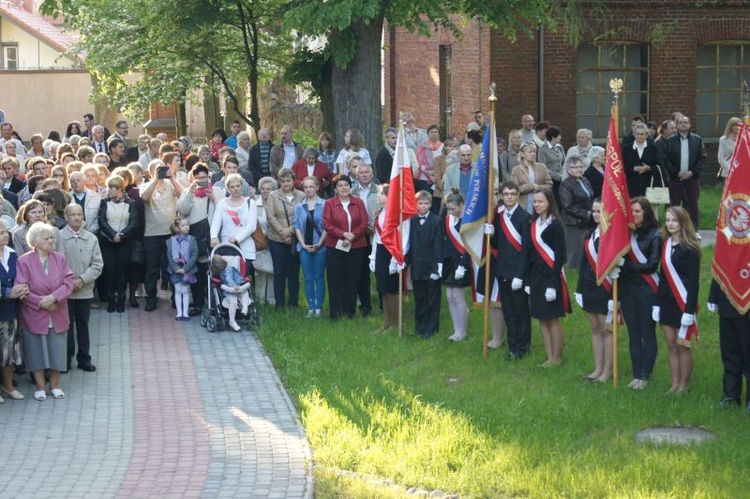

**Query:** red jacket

left=291, top=159, right=334, bottom=197
left=322, top=195, right=368, bottom=249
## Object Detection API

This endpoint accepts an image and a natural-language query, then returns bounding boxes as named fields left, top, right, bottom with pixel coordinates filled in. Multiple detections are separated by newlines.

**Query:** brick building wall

left=383, top=17, right=491, bottom=139
left=385, top=2, right=750, bottom=179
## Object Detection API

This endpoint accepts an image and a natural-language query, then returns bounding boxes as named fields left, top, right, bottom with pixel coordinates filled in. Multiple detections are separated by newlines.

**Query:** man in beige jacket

left=60, top=204, right=103, bottom=372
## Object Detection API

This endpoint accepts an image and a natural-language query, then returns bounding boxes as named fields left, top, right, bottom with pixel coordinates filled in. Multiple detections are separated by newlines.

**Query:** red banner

left=596, top=113, right=634, bottom=285
left=712, top=122, right=750, bottom=314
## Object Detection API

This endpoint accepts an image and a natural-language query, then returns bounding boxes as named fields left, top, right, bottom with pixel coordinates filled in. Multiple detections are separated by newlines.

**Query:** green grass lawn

left=257, top=250, right=746, bottom=497
left=698, top=185, right=723, bottom=230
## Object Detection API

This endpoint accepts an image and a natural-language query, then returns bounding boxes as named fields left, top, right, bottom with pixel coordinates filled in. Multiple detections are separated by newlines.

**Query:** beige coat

left=265, top=188, right=305, bottom=243
left=58, top=225, right=103, bottom=300
left=511, top=162, right=553, bottom=211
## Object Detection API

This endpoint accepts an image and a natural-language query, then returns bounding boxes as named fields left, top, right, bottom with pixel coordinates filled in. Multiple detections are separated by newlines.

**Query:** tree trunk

left=319, top=59, right=335, bottom=136
left=331, top=18, right=384, bottom=153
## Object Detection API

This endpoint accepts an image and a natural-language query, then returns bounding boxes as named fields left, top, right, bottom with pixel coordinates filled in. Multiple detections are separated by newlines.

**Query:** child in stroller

left=210, top=254, right=251, bottom=331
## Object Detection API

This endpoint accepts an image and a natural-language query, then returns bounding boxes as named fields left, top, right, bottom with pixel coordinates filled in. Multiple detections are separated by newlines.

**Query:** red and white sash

left=470, top=260, right=500, bottom=304
left=584, top=229, right=623, bottom=325
left=445, top=215, right=465, bottom=254
left=627, top=234, right=659, bottom=293
left=498, top=206, right=522, bottom=252
left=584, top=229, right=612, bottom=293
left=531, top=218, right=571, bottom=312
left=662, top=237, right=698, bottom=342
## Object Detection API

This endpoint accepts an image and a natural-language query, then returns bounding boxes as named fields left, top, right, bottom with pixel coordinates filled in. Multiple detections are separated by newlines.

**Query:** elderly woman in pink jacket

left=16, top=222, right=75, bottom=401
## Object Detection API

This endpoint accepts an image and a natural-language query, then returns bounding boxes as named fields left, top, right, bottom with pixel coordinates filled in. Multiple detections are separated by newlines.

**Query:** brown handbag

left=252, top=222, right=267, bottom=251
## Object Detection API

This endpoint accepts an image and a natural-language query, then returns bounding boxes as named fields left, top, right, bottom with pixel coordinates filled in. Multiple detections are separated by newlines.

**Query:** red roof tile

left=0, top=3, right=82, bottom=61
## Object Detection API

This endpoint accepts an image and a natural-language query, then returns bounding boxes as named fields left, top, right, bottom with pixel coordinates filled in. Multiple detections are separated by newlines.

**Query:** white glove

left=609, top=266, right=621, bottom=279
left=396, top=262, right=406, bottom=272
left=429, top=273, right=440, bottom=281
left=483, top=223, right=494, bottom=236
left=544, top=288, right=556, bottom=302
left=606, top=300, right=614, bottom=324
left=454, top=265, right=466, bottom=280
left=707, top=302, right=717, bottom=313
left=681, top=313, right=695, bottom=327
left=607, top=300, right=614, bottom=312
left=437, top=263, right=443, bottom=277
left=388, top=259, right=399, bottom=275
left=617, top=257, right=625, bottom=266
left=575, top=293, right=583, bottom=308
left=511, top=278, right=523, bottom=291
left=524, top=286, right=530, bottom=295
left=651, top=306, right=660, bottom=322
left=369, top=258, right=376, bottom=273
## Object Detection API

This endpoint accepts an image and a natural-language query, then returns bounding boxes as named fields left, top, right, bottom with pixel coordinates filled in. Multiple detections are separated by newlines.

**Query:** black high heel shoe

left=129, top=295, right=139, bottom=308
left=107, top=301, right=116, bottom=313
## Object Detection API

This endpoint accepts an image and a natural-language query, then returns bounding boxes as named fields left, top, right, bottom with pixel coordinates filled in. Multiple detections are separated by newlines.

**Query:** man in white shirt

left=91, top=125, right=108, bottom=154
left=69, top=171, right=102, bottom=234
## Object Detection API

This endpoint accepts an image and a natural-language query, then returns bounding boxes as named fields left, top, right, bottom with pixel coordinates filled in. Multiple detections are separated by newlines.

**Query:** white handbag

left=645, top=165, right=669, bottom=205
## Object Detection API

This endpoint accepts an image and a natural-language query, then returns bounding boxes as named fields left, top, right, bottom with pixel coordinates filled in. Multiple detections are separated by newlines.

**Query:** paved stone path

left=0, top=291, right=313, bottom=498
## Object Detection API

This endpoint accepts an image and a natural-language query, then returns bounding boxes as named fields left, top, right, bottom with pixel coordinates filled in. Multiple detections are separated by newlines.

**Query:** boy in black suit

left=487, top=180, right=532, bottom=359
left=407, top=191, right=443, bottom=338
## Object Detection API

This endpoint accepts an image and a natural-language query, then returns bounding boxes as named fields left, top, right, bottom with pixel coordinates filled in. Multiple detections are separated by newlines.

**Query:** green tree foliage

left=283, top=0, right=593, bottom=151
left=41, top=0, right=292, bottom=135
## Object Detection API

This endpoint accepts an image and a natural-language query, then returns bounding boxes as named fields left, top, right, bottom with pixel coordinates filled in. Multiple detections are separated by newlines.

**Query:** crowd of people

left=0, top=109, right=745, bottom=411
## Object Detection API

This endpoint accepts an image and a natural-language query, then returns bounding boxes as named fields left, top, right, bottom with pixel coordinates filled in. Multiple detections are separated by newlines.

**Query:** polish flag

left=380, top=124, right=417, bottom=265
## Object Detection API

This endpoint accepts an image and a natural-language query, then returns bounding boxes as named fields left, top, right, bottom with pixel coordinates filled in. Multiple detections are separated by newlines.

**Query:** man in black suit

left=661, top=115, right=705, bottom=230
left=1, top=157, right=25, bottom=195
left=488, top=180, right=531, bottom=359
left=82, top=113, right=110, bottom=141
left=407, top=191, right=443, bottom=338
left=248, top=128, right=274, bottom=187
left=90, top=125, right=109, bottom=155
left=709, top=280, right=750, bottom=412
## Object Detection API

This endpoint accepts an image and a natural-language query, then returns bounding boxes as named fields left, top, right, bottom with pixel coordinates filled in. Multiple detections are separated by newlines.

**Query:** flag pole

left=398, top=123, right=405, bottom=338
left=609, top=77, right=623, bottom=389
left=482, top=84, right=498, bottom=360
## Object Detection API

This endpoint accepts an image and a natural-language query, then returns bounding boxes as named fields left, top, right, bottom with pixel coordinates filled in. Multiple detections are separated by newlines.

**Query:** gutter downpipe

left=538, top=26, right=544, bottom=120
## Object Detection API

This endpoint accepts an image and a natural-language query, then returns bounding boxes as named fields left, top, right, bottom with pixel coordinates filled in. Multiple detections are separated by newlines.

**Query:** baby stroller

left=200, top=243, right=261, bottom=332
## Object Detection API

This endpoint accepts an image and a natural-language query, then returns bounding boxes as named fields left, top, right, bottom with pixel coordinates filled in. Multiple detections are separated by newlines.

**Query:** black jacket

left=621, top=226, right=662, bottom=287
left=492, top=204, right=530, bottom=280
left=559, top=177, right=593, bottom=228
left=248, top=141, right=274, bottom=187
left=661, top=132, right=706, bottom=179
left=407, top=212, right=443, bottom=281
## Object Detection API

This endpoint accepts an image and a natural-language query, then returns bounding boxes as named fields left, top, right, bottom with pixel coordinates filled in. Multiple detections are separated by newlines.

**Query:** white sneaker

left=314, top=309, right=321, bottom=317
left=306, top=310, right=315, bottom=318
left=229, top=321, right=241, bottom=332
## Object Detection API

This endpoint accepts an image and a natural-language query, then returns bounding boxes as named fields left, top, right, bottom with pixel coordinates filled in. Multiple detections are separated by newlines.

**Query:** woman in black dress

left=527, top=188, right=570, bottom=367
left=575, top=199, right=612, bottom=382
left=656, top=206, right=701, bottom=395
left=621, top=123, right=659, bottom=198
left=620, top=197, right=662, bottom=390
left=369, top=184, right=400, bottom=333
left=442, top=188, right=471, bottom=342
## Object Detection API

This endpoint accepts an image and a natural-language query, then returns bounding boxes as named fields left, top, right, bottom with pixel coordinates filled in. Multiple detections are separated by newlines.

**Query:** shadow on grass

left=256, top=256, right=749, bottom=497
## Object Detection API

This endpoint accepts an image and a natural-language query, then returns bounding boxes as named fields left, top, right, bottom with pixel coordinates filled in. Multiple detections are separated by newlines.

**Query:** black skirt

left=579, top=277, right=609, bottom=315
left=375, top=244, right=399, bottom=294
left=442, top=254, right=470, bottom=288
left=528, top=264, right=568, bottom=320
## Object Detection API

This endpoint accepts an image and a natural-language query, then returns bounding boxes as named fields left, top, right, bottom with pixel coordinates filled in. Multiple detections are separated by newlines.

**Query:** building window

left=3, top=46, right=17, bottom=70
left=577, top=44, right=649, bottom=139
left=696, top=43, right=750, bottom=138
